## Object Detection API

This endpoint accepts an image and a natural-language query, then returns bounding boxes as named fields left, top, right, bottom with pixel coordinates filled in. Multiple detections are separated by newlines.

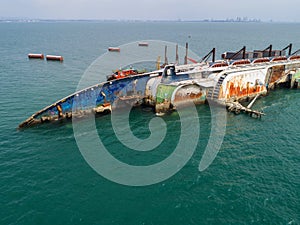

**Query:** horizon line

left=1, top=18, right=299, bottom=23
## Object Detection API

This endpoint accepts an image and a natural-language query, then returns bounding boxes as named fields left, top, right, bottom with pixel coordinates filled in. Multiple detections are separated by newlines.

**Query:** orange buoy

left=46, top=55, right=64, bottom=61
left=28, top=53, right=44, bottom=59
left=108, top=47, right=120, bottom=52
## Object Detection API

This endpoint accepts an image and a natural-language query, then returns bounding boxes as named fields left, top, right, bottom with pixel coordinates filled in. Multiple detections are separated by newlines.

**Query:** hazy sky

left=1, top=0, right=300, bottom=22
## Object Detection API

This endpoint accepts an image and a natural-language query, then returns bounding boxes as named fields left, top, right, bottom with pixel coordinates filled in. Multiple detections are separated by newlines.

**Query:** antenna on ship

left=175, top=44, right=179, bottom=65
left=184, top=42, right=188, bottom=64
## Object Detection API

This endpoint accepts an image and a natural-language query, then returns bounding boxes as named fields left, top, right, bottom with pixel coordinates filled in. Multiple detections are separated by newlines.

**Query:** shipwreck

left=19, top=43, right=300, bottom=128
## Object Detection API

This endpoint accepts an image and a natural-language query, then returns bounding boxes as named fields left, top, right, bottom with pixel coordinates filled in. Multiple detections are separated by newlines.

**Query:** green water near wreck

left=1, top=22, right=300, bottom=224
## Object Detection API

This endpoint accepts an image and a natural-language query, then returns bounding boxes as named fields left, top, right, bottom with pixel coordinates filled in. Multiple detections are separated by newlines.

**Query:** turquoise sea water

left=0, top=22, right=300, bottom=224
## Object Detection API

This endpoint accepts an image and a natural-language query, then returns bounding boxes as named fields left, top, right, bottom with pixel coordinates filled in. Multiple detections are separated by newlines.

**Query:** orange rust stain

left=174, top=92, right=202, bottom=102
left=269, top=65, right=285, bottom=84
left=227, top=81, right=266, bottom=99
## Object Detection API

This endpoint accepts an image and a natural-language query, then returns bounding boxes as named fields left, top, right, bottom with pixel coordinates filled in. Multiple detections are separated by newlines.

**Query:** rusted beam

left=229, top=46, right=246, bottom=60
left=281, top=43, right=292, bottom=56
left=247, top=94, right=260, bottom=109
left=263, top=44, right=272, bottom=57
left=226, top=101, right=265, bottom=118
left=291, top=49, right=300, bottom=56
left=200, top=47, right=216, bottom=63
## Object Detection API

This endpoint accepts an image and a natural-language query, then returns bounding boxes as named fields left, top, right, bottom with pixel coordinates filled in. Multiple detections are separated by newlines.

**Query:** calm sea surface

left=0, top=21, right=300, bottom=225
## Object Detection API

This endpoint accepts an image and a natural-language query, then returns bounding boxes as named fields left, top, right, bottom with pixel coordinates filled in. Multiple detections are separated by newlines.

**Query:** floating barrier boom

left=108, top=47, right=120, bottom=52
left=46, top=55, right=64, bottom=61
left=28, top=53, right=44, bottom=59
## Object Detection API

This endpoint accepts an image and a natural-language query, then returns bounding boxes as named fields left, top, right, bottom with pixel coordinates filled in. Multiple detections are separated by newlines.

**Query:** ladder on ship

left=207, top=73, right=228, bottom=100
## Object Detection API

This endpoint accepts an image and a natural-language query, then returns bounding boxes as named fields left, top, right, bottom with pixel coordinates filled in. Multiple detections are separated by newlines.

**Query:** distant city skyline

left=1, top=0, right=300, bottom=22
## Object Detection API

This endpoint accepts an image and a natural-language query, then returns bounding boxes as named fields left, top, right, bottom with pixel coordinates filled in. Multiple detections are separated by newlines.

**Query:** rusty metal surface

left=218, top=61, right=300, bottom=102
left=225, top=79, right=266, bottom=100
left=219, top=69, right=268, bottom=101
left=269, top=65, right=285, bottom=84
left=19, top=59, right=300, bottom=128
left=172, top=84, right=206, bottom=105
left=155, top=83, right=206, bottom=113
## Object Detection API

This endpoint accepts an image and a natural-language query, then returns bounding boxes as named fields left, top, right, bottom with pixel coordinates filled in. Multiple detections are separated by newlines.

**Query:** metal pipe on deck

left=184, top=42, right=188, bottom=65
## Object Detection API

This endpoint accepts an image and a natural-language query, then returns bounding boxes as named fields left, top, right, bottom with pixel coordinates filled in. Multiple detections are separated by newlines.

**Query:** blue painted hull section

left=34, top=74, right=152, bottom=119
left=18, top=67, right=194, bottom=128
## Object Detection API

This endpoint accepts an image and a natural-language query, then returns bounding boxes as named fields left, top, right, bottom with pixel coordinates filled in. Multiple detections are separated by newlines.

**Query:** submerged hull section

left=207, top=60, right=300, bottom=104
left=19, top=65, right=196, bottom=128
left=220, top=68, right=268, bottom=102
left=19, top=74, right=153, bottom=128
left=19, top=56, right=300, bottom=128
left=155, top=83, right=207, bottom=113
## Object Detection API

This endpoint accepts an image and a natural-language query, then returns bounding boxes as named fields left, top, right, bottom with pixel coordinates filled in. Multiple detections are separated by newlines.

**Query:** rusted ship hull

left=211, top=61, right=300, bottom=104
left=18, top=66, right=194, bottom=128
left=19, top=46, right=300, bottom=128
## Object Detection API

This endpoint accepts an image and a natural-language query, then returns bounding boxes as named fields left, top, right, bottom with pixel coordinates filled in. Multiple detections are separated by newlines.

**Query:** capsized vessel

left=19, top=44, right=300, bottom=128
